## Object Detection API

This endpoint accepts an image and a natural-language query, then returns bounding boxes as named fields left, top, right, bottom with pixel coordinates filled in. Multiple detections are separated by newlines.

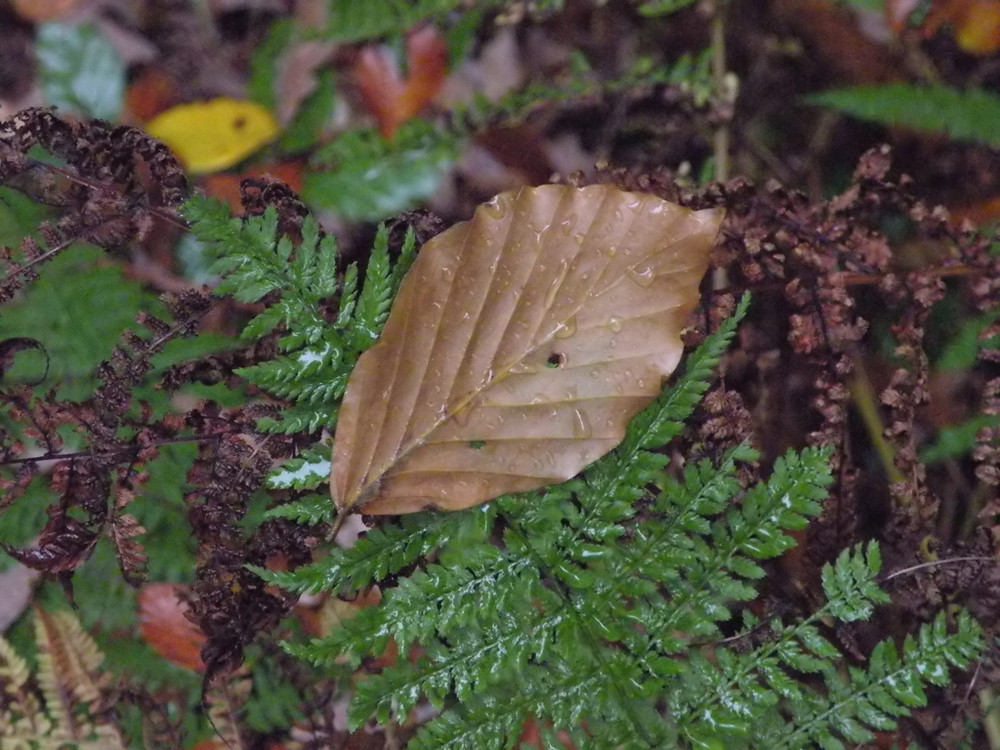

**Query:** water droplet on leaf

left=572, top=409, right=592, bottom=439
left=627, top=266, right=655, bottom=288
left=544, top=259, right=570, bottom=308
left=453, top=403, right=473, bottom=427
left=483, top=198, right=505, bottom=220
left=555, top=317, right=577, bottom=339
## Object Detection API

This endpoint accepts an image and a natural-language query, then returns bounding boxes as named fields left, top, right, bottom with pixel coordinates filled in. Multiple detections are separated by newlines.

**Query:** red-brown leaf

left=355, top=25, right=448, bottom=139
left=138, top=583, right=206, bottom=672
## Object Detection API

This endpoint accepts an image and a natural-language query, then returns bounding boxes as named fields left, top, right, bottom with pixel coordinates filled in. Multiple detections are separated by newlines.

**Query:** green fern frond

left=821, top=542, right=892, bottom=622
left=263, top=494, right=333, bottom=525
left=185, top=196, right=416, bottom=435
left=349, top=224, right=417, bottom=351
left=673, top=544, right=889, bottom=745
left=267, top=443, right=332, bottom=491
left=282, top=300, right=791, bottom=742
left=304, top=121, right=461, bottom=222
left=771, top=610, right=983, bottom=749
left=807, top=84, right=1000, bottom=147
left=184, top=199, right=339, bottom=342
left=630, top=446, right=831, bottom=662
left=256, top=401, right=341, bottom=435
left=321, top=0, right=491, bottom=42
left=389, top=225, right=418, bottom=298
left=351, top=222, right=392, bottom=349
left=253, top=508, right=480, bottom=595
left=570, top=291, right=751, bottom=534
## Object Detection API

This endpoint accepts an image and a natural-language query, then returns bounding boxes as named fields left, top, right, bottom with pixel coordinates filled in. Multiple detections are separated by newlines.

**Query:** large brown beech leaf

left=333, top=184, right=721, bottom=515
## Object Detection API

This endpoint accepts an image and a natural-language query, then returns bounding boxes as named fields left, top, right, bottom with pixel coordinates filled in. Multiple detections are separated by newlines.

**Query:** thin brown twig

left=881, top=556, right=996, bottom=583
left=0, top=431, right=238, bottom=467
left=27, top=158, right=189, bottom=231
left=740, top=262, right=984, bottom=295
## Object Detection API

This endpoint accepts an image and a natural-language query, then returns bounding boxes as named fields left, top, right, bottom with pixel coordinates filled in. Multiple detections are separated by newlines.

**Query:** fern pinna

left=178, top=192, right=985, bottom=744
left=184, top=193, right=414, bottom=443
left=0, top=609, right=125, bottom=748
left=184, top=231, right=981, bottom=750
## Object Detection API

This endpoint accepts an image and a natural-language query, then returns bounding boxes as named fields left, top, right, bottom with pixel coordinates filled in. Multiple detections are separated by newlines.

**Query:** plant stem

left=711, top=0, right=730, bottom=183
left=849, top=357, right=906, bottom=485
left=711, top=0, right=731, bottom=292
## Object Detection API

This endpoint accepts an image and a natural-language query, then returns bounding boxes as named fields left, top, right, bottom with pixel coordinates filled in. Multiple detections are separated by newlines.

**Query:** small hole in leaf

left=547, top=353, right=565, bottom=368
left=470, top=440, right=486, bottom=450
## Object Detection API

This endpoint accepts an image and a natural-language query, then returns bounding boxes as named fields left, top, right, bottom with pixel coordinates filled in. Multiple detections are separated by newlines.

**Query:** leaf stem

left=848, top=357, right=905, bottom=485
left=711, top=0, right=730, bottom=183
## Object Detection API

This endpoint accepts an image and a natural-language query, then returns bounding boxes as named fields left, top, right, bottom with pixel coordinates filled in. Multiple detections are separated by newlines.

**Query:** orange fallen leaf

left=954, top=1, right=1000, bottom=54
left=203, top=161, right=306, bottom=213
left=355, top=25, right=448, bottom=139
left=125, top=67, right=179, bottom=123
left=10, top=0, right=78, bottom=22
left=920, top=0, right=1000, bottom=55
left=333, top=184, right=720, bottom=516
left=138, top=583, right=205, bottom=672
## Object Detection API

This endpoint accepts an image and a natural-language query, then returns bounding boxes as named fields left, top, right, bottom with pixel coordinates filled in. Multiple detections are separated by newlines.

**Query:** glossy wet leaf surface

left=333, top=183, right=721, bottom=515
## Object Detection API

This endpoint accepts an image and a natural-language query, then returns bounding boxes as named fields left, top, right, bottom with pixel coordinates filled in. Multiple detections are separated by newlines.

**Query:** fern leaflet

left=807, top=84, right=1000, bottom=147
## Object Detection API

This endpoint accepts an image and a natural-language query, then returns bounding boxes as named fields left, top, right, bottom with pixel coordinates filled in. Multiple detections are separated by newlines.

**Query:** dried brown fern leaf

left=0, top=609, right=124, bottom=748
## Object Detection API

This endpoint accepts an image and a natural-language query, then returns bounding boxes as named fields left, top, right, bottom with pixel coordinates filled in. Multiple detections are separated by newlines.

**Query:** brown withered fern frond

left=0, top=108, right=187, bottom=304
left=594, top=148, right=1000, bottom=654
left=0, top=111, right=307, bottom=685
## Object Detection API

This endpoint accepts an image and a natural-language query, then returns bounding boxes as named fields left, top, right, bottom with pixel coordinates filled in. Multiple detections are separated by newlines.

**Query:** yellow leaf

left=144, top=98, right=279, bottom=175
left=333, top=184, right=721, bottom=516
